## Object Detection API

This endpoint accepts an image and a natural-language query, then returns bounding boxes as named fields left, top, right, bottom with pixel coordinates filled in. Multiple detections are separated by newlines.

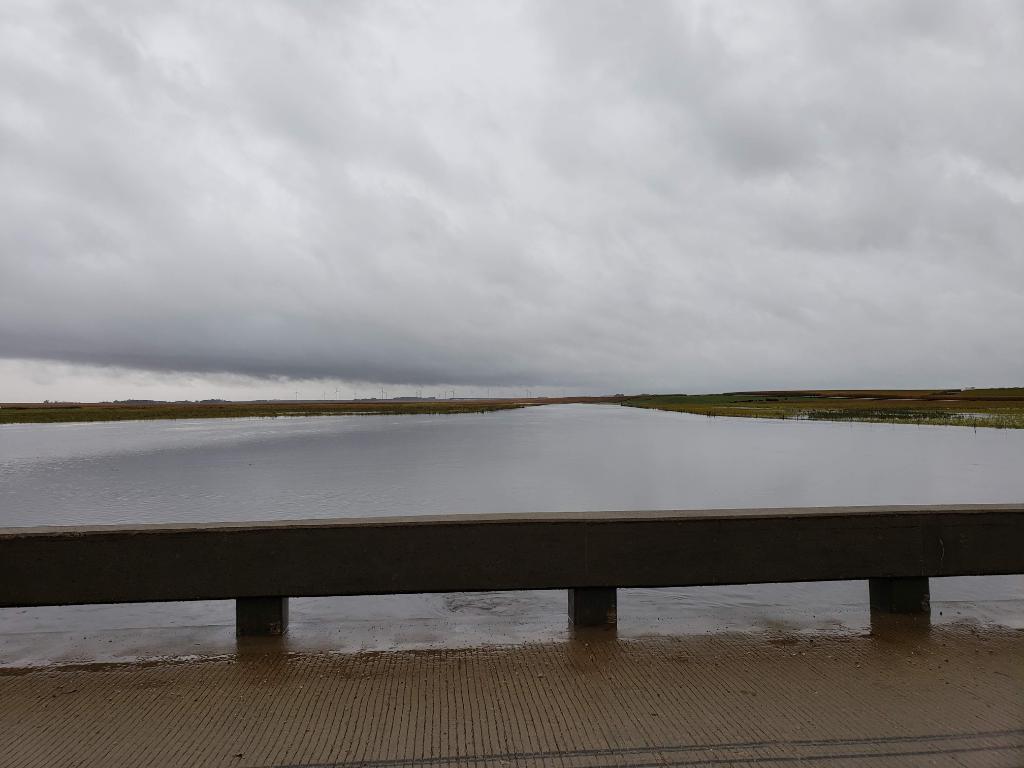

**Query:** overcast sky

left=2, top=1, right=1023, bottom=401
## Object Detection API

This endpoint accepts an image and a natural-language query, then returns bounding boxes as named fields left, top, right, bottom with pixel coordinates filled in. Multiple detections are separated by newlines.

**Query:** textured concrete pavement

left=2, top=622, right=1021, bottom=767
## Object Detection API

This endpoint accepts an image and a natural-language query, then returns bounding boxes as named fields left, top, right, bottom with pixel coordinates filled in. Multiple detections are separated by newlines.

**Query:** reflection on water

left=1, top=405, right=1022, bottom=665
left=5, top=403, right=1024, bottom=525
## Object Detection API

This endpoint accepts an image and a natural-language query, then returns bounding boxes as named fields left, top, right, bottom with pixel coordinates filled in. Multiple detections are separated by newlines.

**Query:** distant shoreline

left=6, top=390, right=1023, bottom=427
left=623, top=389, right=1024, bottom=429
left=0, top=396, right=624, bottom=425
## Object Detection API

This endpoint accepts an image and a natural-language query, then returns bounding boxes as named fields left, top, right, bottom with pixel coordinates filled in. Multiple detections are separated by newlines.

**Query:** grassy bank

left=0, top=396, right=625, bottom=425
left=622, top=389, right=1024, bottom=429
left=0, top=400, right=525, bottom=424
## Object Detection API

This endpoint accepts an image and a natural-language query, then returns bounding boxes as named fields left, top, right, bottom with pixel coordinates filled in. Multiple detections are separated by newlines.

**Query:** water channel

left=1, top=404, right=1021, bottom=665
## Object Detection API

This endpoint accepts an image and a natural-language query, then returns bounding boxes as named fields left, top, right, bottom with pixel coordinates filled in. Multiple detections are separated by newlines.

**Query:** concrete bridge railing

left=2, top=504, right=1021, bottom=636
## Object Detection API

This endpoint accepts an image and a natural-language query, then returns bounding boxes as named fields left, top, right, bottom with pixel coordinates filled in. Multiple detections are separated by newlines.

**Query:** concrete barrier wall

left=2, top=505, right=1022, bottom=608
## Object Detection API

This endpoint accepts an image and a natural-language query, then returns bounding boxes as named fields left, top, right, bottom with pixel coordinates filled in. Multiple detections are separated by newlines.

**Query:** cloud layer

left=2, top=0, right=1023, bottom=396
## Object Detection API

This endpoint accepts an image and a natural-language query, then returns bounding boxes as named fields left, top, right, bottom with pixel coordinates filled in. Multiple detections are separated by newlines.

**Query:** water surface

left=1, top=404, right=1021, bottom=665
left=4, top=403, right=1024, bottom=524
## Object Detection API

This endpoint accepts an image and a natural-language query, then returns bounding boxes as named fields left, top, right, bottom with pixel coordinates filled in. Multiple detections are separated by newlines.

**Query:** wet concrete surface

left=2, top=578, right=1020, bottom=668
left=2, top=621, right=1020, bottom=767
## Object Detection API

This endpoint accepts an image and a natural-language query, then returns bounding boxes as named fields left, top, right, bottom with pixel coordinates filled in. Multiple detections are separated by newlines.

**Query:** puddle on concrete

left=2, top=577, right=1020, bottom=668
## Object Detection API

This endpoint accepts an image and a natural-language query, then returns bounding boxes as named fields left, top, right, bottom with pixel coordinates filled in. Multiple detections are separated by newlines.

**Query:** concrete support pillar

left=236, top=596, right=289, bottom=636
left=569, top=587, right=617, bottom=627
left=869, top=577, right=930, bottom=614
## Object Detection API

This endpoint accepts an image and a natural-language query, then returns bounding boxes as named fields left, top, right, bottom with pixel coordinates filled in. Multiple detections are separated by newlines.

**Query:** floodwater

left=1, top=404, right=1021, bottom=665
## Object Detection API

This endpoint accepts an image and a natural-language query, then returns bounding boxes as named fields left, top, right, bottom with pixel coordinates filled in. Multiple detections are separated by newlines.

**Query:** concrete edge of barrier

left=236, top=596, right=289, bottom=636
left=869, top=577, right=930, bottom=614
left=2, top=505, right=1021, bottom=636
left=569, top=587, right=617, bottom=627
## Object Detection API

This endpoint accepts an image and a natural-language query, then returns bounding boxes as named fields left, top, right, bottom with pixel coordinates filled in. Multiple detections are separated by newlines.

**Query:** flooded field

left=1, top=404, right=1021, bottom=665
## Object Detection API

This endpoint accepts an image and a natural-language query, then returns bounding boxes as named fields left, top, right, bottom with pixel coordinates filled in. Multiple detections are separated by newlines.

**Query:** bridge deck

left=2, top=622, right=1021, bottom=768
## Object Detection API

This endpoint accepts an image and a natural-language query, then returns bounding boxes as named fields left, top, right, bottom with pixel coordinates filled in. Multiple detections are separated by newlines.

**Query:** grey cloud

left=1, top=0, right=1023, bottom=396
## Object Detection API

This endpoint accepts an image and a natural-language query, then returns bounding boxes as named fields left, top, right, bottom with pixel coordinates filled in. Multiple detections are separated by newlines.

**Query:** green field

left=622, top=389, right=1024, bottom=429
left=0, top=396, right=625, bottom=425
left=6, top=391, right=1022, bottom=428
left=0, top=400, right=528, bottom=424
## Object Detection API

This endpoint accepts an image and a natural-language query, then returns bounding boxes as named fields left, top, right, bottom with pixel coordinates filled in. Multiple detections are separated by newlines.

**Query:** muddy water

left=1, top=404, right=1022, bottom=665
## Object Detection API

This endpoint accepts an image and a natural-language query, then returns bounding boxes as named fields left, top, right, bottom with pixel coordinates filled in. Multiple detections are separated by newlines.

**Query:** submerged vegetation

left=622, top=389, right=1024, bottom=429
left=0, top=396, right=624, bottom=425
